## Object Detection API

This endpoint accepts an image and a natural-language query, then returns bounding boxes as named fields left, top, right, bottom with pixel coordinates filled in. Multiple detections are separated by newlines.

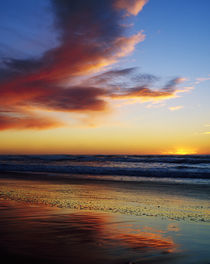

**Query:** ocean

left=0, top=154, right=210, bottom=185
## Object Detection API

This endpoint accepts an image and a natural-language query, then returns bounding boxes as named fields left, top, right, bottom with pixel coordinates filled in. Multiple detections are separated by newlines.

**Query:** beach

left=1, top=0, right=210, bottom=262
left=0, top=173, right=210, bottom=264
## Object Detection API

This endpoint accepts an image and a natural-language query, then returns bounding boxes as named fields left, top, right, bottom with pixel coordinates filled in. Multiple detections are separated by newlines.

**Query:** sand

left=0, top=176, right=209, bottom=223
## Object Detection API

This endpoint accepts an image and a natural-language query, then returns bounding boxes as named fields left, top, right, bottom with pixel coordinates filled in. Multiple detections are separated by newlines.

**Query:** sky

left=0, top=0, right=210, bottom=155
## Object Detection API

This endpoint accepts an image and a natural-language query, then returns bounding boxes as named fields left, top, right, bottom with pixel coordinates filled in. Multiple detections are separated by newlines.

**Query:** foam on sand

left=0, top=178, right=209, bottom=223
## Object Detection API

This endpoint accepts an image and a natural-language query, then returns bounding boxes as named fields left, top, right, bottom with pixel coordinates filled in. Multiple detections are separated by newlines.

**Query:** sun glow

left=163, top=148, right=197, bottom=155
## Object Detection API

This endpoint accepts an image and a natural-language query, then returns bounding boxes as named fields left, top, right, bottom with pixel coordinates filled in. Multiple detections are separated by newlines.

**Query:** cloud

left=33, top=86, right=108, bottom=112
left=0, top=0, right=189, bottom=130
left=0, top=0, right=149, bottom=130
left=107, top=77, right=187, bottom=101
left=169, top=105, right=183, bottom=111
left=114, top=0, right=148, bottom=16
left=0, top=112, right=62, bottom=130
left=110, top=86, right=173, bottom=99
left=195, top=76, right=210, bottom=84
left=146, top=102, right=165, bottom=109
left=163, top=78, right=187, bottom=92
left=85, top=70, right=185, bottom=98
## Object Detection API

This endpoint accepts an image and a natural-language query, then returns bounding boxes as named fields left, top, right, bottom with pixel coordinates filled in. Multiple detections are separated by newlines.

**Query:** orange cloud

left=0, top=113, right=62, bottom=130
left=113, top=31, right=145, bottom=57
left=110, top=87, right=173, bottom=99
left=107, top=77, right=187, bottom=102
left=114, top=0, right=149, bottom=16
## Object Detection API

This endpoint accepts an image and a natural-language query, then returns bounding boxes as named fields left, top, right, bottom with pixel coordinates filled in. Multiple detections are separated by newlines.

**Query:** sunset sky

left=0, top=0, right=210, bottom=154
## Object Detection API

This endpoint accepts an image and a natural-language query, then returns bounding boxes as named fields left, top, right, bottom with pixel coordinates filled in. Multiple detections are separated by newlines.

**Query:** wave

left=0, top=163, right=210, bottom=180
left=0, top=154, right=210, bottom=164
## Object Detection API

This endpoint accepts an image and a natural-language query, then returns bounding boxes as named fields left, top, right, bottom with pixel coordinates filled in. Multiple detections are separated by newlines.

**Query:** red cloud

left=0, top=114, right=62, bottom=130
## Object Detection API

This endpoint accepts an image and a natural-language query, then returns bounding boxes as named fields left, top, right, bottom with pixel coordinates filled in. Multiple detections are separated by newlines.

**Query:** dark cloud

left=96, top=68, right=137, bottom=78
left=33, top=86, right=108, bottom=112
left=132, top=73, right=159, bottom=84
left=163, top=78, right=184, bottom=92
left=86, top=67, right=137, bottom=87
left=51, top=0, right=122, bottom=43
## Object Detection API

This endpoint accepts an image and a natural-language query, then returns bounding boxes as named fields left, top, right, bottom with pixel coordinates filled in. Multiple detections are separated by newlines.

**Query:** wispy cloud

left=169, top=105, right=183, bottom=111
left=198, top=124, right=210, bottom=135
left=195, top=75, right=210, bottom=84
left=202, top=132, right=210, bottom=135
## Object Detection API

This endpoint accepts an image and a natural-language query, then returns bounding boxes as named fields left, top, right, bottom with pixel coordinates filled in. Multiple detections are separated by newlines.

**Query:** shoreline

left=1, top=170, right=210, bottom=187
left=0, top=173, right=209, bottom=223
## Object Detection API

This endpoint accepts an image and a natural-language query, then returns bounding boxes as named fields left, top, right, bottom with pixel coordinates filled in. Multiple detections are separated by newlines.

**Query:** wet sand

left=0, top=175, right=209, bottom=222
left=0, top=175, right=210, bottom=263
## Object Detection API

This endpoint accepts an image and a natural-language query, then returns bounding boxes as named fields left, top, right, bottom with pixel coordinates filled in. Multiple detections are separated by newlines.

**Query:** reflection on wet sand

left=0, top=199, right=178, bottom=264
left=116, top=232, right=175, bottom=253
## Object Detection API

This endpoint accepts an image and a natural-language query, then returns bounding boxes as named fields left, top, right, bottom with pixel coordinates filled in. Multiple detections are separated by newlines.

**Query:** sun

left=162, top=148, right=197, bottom=155
left=174, top=149, right=194, bottom=155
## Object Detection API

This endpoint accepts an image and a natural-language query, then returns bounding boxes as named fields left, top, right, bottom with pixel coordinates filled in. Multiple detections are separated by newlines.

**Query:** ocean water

left=0, top=155, right=210, bottom=185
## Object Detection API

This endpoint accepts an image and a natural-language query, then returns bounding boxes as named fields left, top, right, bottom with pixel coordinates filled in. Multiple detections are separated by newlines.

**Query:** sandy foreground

left=0, top=175, right=210, bottom=264
left=0, top=175, right=209, bottom=222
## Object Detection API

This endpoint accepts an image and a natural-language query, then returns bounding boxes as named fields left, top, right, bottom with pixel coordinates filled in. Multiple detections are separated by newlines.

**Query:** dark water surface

left=0, top=154, right=210, bottom=184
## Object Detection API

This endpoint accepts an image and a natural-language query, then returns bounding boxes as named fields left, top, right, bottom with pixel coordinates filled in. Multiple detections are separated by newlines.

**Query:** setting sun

left=162, top=148, right=197, bottom=155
